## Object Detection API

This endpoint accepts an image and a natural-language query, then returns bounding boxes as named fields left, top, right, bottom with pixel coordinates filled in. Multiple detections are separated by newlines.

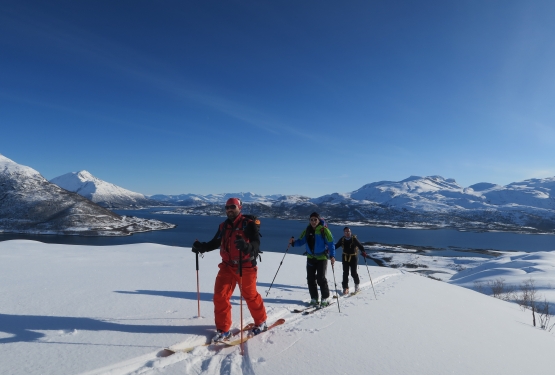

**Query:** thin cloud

left=3, top=9, right=323, bottom=143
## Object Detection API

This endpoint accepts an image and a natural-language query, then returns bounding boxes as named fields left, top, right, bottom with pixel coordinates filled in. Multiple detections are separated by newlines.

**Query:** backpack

left=342, top=234, right=358, bottom=253
left=242, top=214, right=262, bottom=238
left=238, top=214, right=263, bottom=262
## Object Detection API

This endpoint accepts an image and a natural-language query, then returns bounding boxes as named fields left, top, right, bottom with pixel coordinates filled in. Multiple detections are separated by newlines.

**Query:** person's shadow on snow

left=0, top=313, right=213, bottom=344
left=115, top=289, right=302, bottom=305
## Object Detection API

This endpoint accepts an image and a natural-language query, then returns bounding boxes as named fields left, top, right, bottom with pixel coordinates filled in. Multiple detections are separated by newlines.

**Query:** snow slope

left=51, top=170, right=157, bottom=209
left=0, top=153, right=42, bottom=177
left=2, top=240, right=555, bottom=375
left=449, top=251, right=555, bottom=305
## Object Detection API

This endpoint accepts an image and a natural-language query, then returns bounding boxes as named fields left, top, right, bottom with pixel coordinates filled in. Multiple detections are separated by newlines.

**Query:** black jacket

left=335, top=235, right=364, bottom=255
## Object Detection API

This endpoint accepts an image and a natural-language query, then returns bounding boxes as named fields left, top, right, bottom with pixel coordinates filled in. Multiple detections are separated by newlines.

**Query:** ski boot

left=251, top=321, right=268, bottom=336
left=212, top=329, right=231, bottom=343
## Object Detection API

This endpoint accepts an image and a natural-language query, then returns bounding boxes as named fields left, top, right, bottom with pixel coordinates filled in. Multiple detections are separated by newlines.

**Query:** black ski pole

left=362, top=253, right=378, bottom=300
left=266, top=242, right=291, bottom=297
left=331, top=262, right=341, bottom=313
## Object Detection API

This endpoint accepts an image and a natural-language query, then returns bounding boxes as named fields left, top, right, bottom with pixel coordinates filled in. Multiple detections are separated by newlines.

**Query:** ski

left=162, top=323, right=255, bottom=355
left=224, top=318, right=285, bottom=346
left=302, top=302, right=336, bottom=315
left=292, top=305, right=318, bottom=313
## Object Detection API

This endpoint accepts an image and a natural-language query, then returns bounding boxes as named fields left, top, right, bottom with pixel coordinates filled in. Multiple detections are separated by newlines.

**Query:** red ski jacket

left=203, top=214, right=260, bottom=267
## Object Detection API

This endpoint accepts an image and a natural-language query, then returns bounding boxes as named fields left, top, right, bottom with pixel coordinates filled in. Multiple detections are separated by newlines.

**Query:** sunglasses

left=309, top=218, right=319, bottom=222
left=225, top=205, right=237, bottom=210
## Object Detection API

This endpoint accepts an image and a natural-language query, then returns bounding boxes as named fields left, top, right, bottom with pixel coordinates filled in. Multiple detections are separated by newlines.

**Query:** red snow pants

left=214, top=262, right=267, bottom=332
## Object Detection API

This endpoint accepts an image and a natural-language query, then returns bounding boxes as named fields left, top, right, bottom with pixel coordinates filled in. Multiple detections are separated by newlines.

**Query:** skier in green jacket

left=289, top=212, right=336, bottom=307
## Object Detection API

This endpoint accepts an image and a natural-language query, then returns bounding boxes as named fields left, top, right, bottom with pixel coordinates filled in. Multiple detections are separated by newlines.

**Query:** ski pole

left=196, top=249, right=201, bottom=318
left=237, top=235, right=244, bottom=356
left=331, top=261, right=341, bottom=313
left=266, top=242, right=291, bottom=297
left=362, top=252, right=378, bottom=300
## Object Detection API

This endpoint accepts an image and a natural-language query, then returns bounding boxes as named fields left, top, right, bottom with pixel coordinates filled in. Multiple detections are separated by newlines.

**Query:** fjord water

left=0, top=209, right=554, bottom=254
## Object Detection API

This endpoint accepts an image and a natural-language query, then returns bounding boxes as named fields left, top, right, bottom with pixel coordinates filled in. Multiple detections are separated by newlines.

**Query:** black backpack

left=231, top=214, right=263, bottom=262
left=242, top=214, right=262, bottom=238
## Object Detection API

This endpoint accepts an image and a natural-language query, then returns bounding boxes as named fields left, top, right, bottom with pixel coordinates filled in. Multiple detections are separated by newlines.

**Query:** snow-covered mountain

left=149, top=192, right=285, bottom=206
left=152, top=175, right=555, bottom=234
left=51, top=170, right=158, bottom=209
left=0, top=154, right=174, bottom=235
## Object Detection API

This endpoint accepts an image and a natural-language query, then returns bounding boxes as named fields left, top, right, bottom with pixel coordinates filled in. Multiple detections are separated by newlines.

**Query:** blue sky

left=2, top=1, right=555, bottom=197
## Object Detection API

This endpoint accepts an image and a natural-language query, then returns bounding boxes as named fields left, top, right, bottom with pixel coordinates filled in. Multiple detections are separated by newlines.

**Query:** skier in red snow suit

left=192, top=198, right=267, bottom=343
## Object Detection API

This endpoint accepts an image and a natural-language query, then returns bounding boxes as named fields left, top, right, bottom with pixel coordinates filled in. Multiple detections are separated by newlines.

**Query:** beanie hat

left=226, top=197, right=242, bottom=209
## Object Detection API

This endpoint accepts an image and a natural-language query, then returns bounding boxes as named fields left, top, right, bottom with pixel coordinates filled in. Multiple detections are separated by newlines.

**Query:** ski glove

left=234, top=238, right=251, bottom=254
left=192, top=241, right=205, bottom=254
left=361, top=251, right=367, bottom=258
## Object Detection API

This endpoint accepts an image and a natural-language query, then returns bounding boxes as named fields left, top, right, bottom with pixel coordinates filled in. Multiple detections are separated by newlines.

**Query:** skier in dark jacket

left=289, top=212, right=336, bottom=307
left=335, top=226, right=366, bottom=295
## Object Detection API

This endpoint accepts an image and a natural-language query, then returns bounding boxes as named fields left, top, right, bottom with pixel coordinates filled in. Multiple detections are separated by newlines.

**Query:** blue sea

left=1, top=209, right=554, bottom=257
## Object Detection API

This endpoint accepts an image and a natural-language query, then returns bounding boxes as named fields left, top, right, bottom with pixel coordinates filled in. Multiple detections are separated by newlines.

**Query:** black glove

left=361, top=251, right=367, bottom=258
left=192, top=241, right=205, bottom=254
left=234, top=238, right=250, bottom=254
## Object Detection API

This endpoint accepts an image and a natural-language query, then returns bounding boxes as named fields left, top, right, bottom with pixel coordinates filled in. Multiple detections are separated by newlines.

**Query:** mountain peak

left=76, top=170, right=95, bottom=180
left=50, top=170, right=151, bottom=209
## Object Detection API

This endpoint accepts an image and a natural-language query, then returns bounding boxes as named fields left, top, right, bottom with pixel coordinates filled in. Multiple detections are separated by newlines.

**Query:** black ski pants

left=306, top=258, right=330, bottom=300
left=342, top=254, right=360, bottom=289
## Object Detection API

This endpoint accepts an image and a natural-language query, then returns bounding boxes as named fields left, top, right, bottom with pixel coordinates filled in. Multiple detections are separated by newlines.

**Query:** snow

left=450, top=251, right=555, bottom=304
left=2, top=240, right=555, bottom=375
left=50, top=170, right=151, bottom=208
left=0, top=153, right=41, bottom=179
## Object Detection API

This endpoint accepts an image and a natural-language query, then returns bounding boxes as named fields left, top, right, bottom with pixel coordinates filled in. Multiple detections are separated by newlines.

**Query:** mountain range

left=151, top=175, right=555, bottom=234
left=0, top=154, right=174, bottom=236
left=11, top=152, right=555, bottom=234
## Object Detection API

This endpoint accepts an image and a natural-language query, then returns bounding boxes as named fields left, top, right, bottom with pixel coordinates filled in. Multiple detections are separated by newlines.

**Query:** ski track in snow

left=77, top=273, right=398, bottom=375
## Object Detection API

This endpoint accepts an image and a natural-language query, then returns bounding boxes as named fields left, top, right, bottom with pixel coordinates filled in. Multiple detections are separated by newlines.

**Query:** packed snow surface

left=2, top=240, right=555, bottom=375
